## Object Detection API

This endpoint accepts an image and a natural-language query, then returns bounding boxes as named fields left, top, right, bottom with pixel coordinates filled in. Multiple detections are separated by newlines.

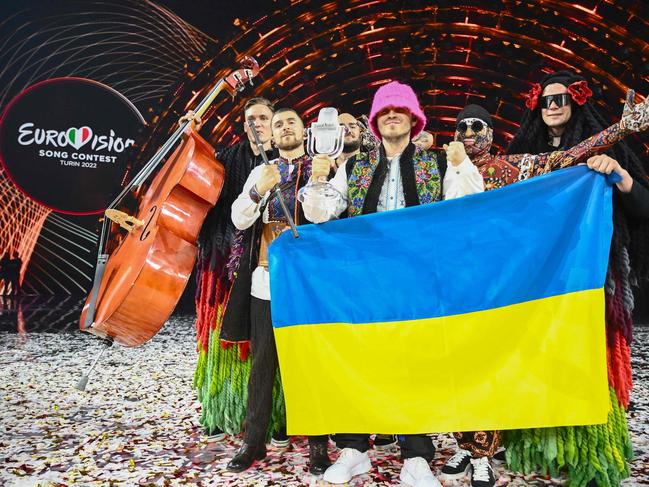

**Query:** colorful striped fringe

left=504, top=387, right=633, bottom=487
left=193, top=263, right=285, bottom=440
left=504, top=245, right=635, bottom=486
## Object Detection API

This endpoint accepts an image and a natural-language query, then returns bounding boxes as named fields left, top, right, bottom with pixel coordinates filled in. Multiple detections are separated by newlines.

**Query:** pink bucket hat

left=368, top=81, right=426, bottom=140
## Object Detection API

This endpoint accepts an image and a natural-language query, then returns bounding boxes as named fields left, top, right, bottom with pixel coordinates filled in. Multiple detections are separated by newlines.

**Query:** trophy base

left=298, top=182, right=344, bottom=215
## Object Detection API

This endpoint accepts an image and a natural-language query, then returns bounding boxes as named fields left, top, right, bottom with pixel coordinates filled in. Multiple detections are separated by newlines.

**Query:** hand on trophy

left=256, top=164, right=281, bottom=195
left=311, top=155, right=334, bottom=181
left=619, top=89, right=649, bottom=133
left=298, top=107, right=345, bottom=208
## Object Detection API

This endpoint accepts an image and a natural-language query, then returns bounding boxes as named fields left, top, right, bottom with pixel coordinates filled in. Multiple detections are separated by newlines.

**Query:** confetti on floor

left=1, top=314, right=647, bottom=486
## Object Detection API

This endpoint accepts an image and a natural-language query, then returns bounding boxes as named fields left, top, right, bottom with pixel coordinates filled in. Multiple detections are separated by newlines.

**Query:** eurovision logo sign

left=0, top=78, right=145, bottom=214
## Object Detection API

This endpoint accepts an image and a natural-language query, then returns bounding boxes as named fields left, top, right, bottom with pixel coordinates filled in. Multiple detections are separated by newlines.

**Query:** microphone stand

left=247, top=120, right=299, bottom=238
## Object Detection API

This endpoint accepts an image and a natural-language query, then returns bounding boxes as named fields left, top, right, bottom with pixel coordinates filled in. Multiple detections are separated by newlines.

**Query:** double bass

left=79, top=57, right=260, bottom=350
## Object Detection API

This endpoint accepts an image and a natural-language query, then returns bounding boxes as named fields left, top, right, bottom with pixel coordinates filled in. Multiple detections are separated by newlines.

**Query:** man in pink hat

left=302, top=81, right=483, bottom=487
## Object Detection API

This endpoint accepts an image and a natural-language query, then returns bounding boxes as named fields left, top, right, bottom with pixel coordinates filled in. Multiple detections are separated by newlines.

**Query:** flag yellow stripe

left=275, top=288, right=609, bottom=435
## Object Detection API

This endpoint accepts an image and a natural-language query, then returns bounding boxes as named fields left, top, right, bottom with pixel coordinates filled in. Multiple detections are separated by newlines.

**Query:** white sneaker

left=322, top=448, right=372, bottom=483
left=400, top=457, right=442, bottom=487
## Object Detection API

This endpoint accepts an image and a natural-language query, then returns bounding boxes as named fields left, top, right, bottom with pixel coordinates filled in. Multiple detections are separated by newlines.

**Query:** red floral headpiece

left=523, top=79, right=593, bottom=110
left=567, top=80, right=593, bottom=105
left=523, top=83, right=542, bottom=110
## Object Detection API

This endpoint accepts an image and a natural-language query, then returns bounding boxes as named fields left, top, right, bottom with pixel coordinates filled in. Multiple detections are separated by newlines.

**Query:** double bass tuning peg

left=230, top=72, right=245, bottom=92
left=231, top=70, right=255, bottom=92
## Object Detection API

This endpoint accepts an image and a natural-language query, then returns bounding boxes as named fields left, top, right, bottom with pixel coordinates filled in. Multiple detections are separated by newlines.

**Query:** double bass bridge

left=105, top=209, right=145, bottom=233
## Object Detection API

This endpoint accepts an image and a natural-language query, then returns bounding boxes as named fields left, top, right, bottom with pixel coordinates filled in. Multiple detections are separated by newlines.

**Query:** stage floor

left=1, top=316, right=647, bottom=486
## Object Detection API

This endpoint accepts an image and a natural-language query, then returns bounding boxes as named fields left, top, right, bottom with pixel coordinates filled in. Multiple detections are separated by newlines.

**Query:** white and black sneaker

left=270, top=429, right=291, bottom=449
left=373, top=434, right=397, bottom=450
left=206, top=427, right=226, bottom=442
left=440, top=448, right=471, bottom=479
left=492, top=447, right=506, bottom=465
left=470, top=456, right=496, bottom=487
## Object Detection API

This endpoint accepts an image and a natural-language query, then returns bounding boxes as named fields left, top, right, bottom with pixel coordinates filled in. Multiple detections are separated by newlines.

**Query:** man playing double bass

left=186, top=98, right=282, bottom=442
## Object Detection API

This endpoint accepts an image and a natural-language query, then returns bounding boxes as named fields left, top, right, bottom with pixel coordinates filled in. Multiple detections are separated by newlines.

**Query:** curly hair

left=510, top=71, right=596, bottom=153
left=507, top=70, right=649, bottom=282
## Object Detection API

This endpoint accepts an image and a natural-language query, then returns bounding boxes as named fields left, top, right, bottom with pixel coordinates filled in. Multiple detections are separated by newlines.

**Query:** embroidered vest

left=266, top=154, right=312, bottom=223
left=346, top=147, right=442, bottom=216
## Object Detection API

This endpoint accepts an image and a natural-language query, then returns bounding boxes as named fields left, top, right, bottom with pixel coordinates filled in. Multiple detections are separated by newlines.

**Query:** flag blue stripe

left=269, top=166, right=613, bottom=328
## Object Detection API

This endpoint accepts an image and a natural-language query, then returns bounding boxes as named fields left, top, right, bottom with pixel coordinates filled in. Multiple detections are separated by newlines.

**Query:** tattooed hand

left=619, top=89, right=649, bottom=133
left=443, top=141, right=468, bottom=166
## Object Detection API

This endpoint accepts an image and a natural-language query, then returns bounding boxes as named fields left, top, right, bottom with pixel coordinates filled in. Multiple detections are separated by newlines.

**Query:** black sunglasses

left=457, top=120, right=484, bottom=133
left=541, top=93, right=571, bottom=109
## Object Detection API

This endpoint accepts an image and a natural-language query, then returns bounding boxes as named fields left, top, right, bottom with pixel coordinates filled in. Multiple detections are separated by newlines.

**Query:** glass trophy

left=298, top=107, right=345, bottom=211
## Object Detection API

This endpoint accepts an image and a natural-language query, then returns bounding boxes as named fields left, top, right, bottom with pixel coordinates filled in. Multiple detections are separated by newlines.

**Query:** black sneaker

left=492, top=448, right=506, bottom=464
left=373, top=434, right=397, bottom=450
left=470, top=456, right=496, bottom=487
left=441, top=448, right=472, bottom=478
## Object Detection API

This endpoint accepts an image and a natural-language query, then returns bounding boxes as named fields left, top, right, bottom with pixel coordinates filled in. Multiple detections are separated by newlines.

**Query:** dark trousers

left=243, top=297, right=277, bottom=445
left=335, top=433, right=434, bottom=462
left=243, top=296, right=328, bottom=449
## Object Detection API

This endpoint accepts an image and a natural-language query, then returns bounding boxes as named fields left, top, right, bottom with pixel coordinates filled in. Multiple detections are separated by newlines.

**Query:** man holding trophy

left=226, top=107, right=331, bottom=475
left=302, top=81, right=484, bottom=486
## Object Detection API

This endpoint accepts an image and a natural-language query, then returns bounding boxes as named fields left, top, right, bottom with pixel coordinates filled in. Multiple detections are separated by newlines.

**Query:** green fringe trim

left=503, top=387, right=633, bottom=487
left=193, top=305, right=285, bottom=440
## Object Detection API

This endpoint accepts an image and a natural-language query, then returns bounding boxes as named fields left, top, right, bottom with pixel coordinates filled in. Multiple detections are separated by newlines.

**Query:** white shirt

left=231, top=159, right=298, bottom=301
left=378, top=154, right=406, bottom=211
left=302, top=152, right=484, bottom=223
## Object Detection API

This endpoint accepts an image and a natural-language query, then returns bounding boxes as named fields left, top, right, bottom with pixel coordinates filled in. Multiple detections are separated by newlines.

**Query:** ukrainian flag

left=269, top=166, right=612, bottom=435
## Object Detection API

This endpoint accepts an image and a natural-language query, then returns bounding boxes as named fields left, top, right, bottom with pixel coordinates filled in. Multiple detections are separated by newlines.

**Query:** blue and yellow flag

left=269, top=166, right=612, bottom=435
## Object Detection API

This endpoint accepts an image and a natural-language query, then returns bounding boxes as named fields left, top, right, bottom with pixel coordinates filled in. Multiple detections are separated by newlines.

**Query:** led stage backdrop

left=0, top=0, right=646, bottom=322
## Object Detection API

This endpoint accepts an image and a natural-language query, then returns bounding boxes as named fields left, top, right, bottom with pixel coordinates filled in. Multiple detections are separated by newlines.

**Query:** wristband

left=249, top=185, right=263, bottom=204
